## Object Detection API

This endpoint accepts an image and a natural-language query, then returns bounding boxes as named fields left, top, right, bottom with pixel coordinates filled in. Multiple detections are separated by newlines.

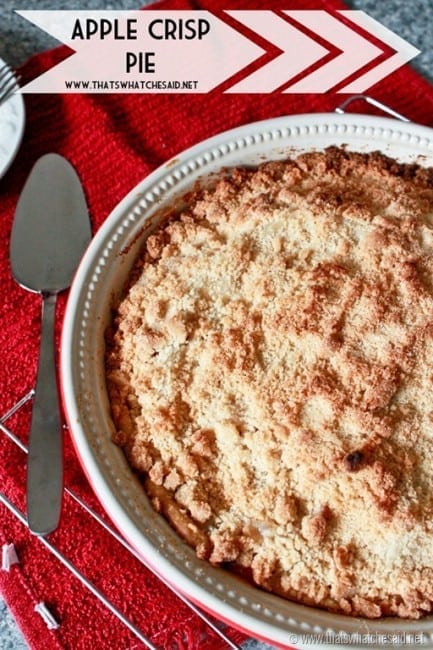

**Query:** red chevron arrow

left=282, top=11, right=384, bottom=93
left=224, top=10, right=420, bottom=94
left=337, top=11, right=421, bottom=93
left=225, top=11, right=330, bottom=93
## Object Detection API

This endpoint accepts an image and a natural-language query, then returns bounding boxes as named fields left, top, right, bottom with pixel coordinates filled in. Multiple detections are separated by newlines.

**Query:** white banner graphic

left=16, top=10, right=420, bottom=94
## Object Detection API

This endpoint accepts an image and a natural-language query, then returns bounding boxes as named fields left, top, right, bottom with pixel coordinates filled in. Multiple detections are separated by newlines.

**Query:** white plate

left=61, top=113, right=433, bottom=650
left=0, top=59, right=25, bottom=179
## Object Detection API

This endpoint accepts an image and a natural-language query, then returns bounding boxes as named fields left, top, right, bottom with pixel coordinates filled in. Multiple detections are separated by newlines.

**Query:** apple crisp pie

left=106, top=146, right=433, bottom=619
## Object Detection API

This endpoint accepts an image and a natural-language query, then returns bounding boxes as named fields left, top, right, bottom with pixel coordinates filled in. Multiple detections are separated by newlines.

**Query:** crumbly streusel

left=106, top=147, right=433, bottom=619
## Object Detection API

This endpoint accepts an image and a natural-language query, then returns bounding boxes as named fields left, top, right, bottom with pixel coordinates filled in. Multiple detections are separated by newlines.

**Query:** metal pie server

left=10, top=154, right=91, bottom=535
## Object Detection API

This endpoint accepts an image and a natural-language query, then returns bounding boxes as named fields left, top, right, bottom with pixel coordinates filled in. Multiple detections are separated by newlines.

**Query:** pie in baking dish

left=106, top=146, right=433, bottom=619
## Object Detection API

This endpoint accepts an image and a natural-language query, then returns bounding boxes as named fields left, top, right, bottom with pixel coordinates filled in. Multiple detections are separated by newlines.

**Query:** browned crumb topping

left=106, top=146, right=433, bottom=619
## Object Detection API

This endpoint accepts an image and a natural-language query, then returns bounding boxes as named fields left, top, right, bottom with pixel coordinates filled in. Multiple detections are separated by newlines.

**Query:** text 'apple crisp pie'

left=106, top=147, right=433, bottom=619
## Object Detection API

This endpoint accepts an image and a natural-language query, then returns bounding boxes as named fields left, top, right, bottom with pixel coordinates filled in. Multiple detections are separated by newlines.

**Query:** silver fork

left=0, top=61, right=20, bottom=108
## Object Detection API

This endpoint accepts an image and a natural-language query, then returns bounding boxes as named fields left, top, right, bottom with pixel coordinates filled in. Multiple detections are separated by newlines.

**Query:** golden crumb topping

left=106, top=147, right=433, bottom=619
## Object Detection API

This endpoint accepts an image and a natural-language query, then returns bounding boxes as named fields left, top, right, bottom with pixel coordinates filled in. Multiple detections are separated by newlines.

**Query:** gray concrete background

left=0, top=1, right=431, bottom=649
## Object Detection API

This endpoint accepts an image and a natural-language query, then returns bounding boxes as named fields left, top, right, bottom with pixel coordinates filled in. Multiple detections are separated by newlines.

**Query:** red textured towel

left=0, top=0, right=432, bottom=648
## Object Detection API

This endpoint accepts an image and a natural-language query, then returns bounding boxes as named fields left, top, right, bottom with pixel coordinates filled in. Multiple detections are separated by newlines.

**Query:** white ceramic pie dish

left=61, top=112, right=433, bottom=650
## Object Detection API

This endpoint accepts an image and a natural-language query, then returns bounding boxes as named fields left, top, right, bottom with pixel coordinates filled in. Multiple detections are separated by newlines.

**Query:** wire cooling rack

left=0, top=94, right=410, bottom=650
left=0, top=389, right=246, bottom=650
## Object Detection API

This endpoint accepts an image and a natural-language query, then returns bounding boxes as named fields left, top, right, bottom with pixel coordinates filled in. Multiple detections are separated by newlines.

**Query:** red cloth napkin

left=0, top=0, right=432, bottom=648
